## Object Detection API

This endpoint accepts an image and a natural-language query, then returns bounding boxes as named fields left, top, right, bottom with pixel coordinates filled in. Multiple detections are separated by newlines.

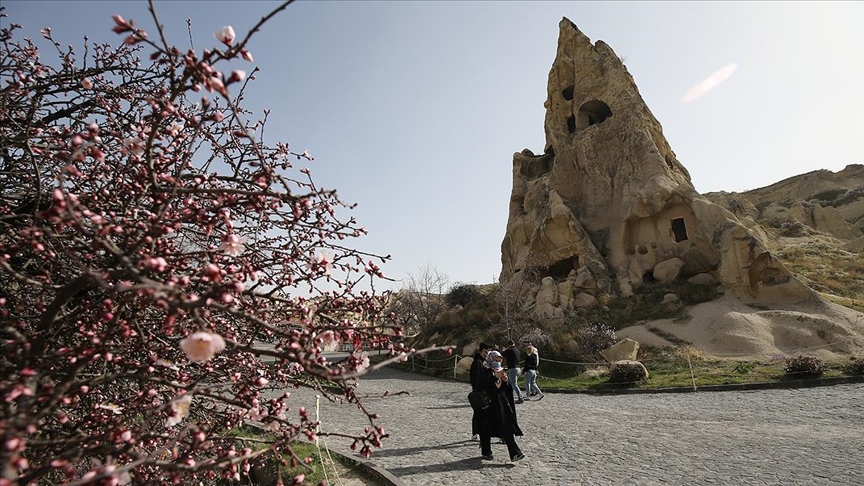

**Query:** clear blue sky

left=5, top=1, right=863, bottom=291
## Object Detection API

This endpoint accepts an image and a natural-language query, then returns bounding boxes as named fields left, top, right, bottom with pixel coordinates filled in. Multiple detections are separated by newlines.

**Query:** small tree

left=558, top=312, right=617, bottom=362
left=0, top=3, right=444, bottom=483
left=386, top=263, right=449, bottom=338
left=495, top=252, right=547, bottom=342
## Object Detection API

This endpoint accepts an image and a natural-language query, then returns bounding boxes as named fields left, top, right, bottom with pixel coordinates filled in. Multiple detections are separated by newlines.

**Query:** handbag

left=468, top=390, right=492, bottom=411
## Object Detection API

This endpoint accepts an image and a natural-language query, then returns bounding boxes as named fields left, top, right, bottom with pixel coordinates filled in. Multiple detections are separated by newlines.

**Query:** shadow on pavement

left=424, top=404, right=471, bottom=410
left=383, top=456, right=516, bottom=476
left=358, top=371, right=444, bottom=382
left=373, top=440, right=476, bottom=458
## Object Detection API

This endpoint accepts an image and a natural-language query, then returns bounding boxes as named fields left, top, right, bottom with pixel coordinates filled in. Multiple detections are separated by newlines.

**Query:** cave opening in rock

left=549, top=256, right=579, bottom=279
left=567, top=114, right=576, bottom=134
left=576, top=99, right=612, bottom=129
left=670, top=218, right=688, bottom=242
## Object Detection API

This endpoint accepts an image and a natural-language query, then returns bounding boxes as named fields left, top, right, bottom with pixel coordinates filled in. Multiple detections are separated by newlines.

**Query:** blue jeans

left=507, top=367, right=523, bottom=400
left=525, top=369, right=541, bottom=396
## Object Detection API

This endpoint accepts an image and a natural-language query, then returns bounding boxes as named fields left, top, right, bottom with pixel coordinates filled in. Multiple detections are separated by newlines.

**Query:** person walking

left=502, top=340, right=524, bottom=404
left=477, top=350, right=525, bottom=462
left=523, top=344, right=544, bottom=400
left=469, top=342, right=491, bottom=441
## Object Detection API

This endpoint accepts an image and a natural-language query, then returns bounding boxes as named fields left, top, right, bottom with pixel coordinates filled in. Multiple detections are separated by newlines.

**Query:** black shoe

left=530, top=392, right=538, bottom=397
left=481, top=454, right=494, bottom=460
left=515, top=398, right=524, bottom=404
left=511, top=453, right=525, bottom=462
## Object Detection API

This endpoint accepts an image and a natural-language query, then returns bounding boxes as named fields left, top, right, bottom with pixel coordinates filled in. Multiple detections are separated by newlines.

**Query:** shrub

left=445, top=283, right=484, bottom=308
left=733, top=361, right=758, bottom=374
left=778, top=221, right=808, bottom=237
left=607, top=362, right=648, bottom=385
left=784, top=355, right=826, bottom=378
left=844, top=358, right=864, bottom=376
left=573, top=320, right=617, bottom=358
left=672, top=280, right=720, bottom=305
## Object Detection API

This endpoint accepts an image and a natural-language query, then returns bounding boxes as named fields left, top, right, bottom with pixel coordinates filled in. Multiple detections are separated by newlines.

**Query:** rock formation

left=499, top=18, right=815, bottom=319
left=704, top=164, right=864, bottom=240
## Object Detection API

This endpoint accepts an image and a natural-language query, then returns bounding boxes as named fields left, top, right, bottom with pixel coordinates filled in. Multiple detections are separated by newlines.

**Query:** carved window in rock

left=670, top=218, right=688, bottom=243
left=576, top=99, right=612, bottom=130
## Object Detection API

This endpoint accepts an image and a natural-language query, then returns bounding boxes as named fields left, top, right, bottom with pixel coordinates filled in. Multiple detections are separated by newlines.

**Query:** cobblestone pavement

left=282, top=367, right=864, bottom=486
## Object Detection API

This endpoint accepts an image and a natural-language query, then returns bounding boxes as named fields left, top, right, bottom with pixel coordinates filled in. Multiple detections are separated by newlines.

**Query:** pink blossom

left=81, top=78, right=93, bottom=89
left=206, top=76, right=227, bottom=96
left=97, top=403, right=124, bottom=415
left=165, top=394, right=193, bottom=427
left=248, top=405, right=267, bottom=421
left=146, top=257, right=168, bottom=272
left=122, top=136, right=145, bottom=157
left=220, top=234, right=245, bottom=256
left=179, top=331, right=226, bottom=362
left=286, top=362, right=303, bottom=375
left=356, top=352, right=370, bottom=372
left=319, top=330, right=338, bottom=347
left=155, top=358, right=180, bottom=371
left=308, top=250, right=333, bottom=275
left=228, top=70, right=246, bottom=83
left=240, top=49, right=254, bottom=62
left=214, top=25, right=236, bottom=46
left=202, top=263, right=221, bottom=280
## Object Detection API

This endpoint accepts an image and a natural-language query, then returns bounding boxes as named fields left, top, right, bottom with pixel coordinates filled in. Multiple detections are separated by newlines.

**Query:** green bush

left=843, top=358, right=864, bottom=376
left=732, top=361, right=758, bottom=374
left=783, top=355, right=825, bottom=379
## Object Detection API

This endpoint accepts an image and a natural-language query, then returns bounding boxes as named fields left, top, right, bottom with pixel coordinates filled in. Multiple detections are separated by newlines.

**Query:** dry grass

left=773, top=240, right=864, bottom=307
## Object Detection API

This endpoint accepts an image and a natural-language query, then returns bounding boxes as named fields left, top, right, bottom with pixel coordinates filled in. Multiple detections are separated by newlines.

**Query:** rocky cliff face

left=499, top=18, right=815, bottom=318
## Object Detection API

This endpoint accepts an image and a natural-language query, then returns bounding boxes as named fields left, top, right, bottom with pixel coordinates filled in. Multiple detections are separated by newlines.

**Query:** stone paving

left=281, top=366, right=864, bottom=485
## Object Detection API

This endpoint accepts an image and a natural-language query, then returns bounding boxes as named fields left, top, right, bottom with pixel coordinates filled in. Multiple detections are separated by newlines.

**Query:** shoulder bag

left=468, top=390, right=492, bottom=411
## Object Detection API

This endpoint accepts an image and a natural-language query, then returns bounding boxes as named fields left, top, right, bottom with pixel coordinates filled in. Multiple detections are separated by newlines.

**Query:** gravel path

left=277, top=366, right=864, bottom=485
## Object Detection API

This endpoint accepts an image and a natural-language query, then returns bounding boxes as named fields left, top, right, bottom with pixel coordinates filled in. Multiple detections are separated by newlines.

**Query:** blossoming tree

left=0, top=2, right=444, bottom=484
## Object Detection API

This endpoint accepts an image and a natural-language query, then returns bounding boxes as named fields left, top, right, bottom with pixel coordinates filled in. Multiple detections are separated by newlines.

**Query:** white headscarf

left=483, top=350, right=503, bottom=369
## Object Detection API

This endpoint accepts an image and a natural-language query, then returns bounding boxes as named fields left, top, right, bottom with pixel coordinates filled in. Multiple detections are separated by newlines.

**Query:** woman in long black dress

left=477, top=350, right=525, bottom=461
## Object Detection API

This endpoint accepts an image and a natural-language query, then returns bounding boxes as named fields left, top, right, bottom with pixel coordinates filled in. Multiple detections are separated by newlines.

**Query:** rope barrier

left=686, top=353, right=697, bottom=391
left=394, top=336, right=862, bottom=389
left=314, top=394, right=345, bottom=486
left=540, top=358, right=608, bottom=366
left=421, top=355, right=459, bottom=363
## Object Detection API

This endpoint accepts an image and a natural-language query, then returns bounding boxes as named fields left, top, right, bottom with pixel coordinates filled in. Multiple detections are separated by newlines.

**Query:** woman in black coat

left=469, top=343, right=491, bottom=440
left=477, top=350, right=524, bottom=461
